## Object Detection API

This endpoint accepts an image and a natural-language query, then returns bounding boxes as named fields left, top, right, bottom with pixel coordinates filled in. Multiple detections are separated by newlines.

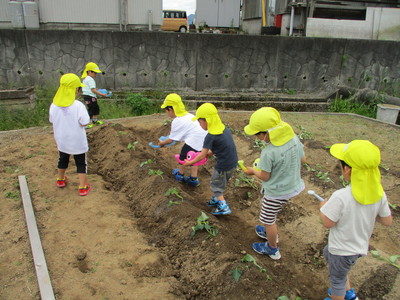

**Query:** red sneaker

left=57, top=176, right=67, bottom=188
left=79, top=184, right=91, bottom=196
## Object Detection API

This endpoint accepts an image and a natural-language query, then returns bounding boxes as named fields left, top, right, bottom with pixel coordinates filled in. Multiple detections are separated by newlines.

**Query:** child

left=81, top=62, right=107, bottom=128
left=243, top=107, right=306, bottom=260
left=49, top=73, right=92, bottom=196
left=159, top=93, right=207, bottom=187
left=184, top=103, right=238, bottom=215
left=320, top=140, right=392, bottom=300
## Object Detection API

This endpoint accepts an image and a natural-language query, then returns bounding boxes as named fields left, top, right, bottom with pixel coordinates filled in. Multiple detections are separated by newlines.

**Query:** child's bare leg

left=78, top=173, right=88, bottom=187
left=57, top=168, right=66, bottom=179
left=265, top=223, right=278, bottom=248
left=190, top=165, right=198, bottom=177
left=178, top=165, right=185, bottom=175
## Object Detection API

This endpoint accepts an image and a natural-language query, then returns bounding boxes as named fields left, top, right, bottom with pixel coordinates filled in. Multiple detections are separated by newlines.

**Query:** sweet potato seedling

left=191, top=212, right=218, bottom=239
left=140, top=159, right=153, bottom=167
left=127, top=141, right=139, bottom=150
left=148, top=169, right=164, bottom=178
left=165, top=187, right=183, bottom=206
left=371, top=250, right=400, bottom=269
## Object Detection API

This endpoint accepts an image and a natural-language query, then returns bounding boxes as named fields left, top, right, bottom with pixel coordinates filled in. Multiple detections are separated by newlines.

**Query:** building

left=241, top=0, right=400, bottom=41
left=0, top=0, right=162, bottom=31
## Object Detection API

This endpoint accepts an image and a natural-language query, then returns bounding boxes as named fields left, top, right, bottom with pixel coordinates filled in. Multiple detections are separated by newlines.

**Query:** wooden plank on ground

left=19, top=175, right=55, bottom=300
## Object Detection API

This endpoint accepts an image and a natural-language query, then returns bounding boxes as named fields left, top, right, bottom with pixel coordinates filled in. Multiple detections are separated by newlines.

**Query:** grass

left=328, top=96, right=381, bottom=118
left=0, top=88, right=162, bottom=131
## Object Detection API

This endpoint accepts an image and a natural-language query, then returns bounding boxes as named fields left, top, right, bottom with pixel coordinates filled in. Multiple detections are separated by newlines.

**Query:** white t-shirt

left=320, top=185, right=391, bottom=256
left=49, top=100, right=90, bottom=154
left=82, top=76, right=96, bottom=97
left=169, top=113, right=207, bottom=151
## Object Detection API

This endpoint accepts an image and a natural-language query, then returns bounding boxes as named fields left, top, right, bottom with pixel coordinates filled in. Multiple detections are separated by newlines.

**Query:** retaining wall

left=0, top=30, right=399, bottom=94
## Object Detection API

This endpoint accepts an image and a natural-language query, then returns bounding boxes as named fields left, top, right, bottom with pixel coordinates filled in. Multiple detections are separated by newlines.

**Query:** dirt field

left=1, top=111, right=399, bottom=300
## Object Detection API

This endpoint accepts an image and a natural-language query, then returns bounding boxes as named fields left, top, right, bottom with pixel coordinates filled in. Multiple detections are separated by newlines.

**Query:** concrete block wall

left=0, top=29, right=399, bottom=95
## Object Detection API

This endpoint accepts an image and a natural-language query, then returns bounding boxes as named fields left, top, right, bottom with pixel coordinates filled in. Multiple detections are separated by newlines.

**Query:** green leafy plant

left=339, top=175, right=349, bottom=187
left=166, top=187, right=183, bottom=206
left=370, top=250, right=400, bottom=269
left=191, top=212, right=218, bottom=239
left=148, top=169, right=164, bottom=178
left=253, top=139, right=266, bottom=149
left=126, top=93, right=154, bottom=116
left=117, top=131, right=128, bottom=136
left=232, top=253, right=269, bottom=282
left=127, top=141, right=139, bottom=150
left=242, top=253, right=266, bottom=272
left=5, top=191, right=19, bottom=199
left=284, top=88, right=297, bottom=95
left=388, top=202, right=397, bottom=210
left=295, top=125, right=313, bottom=140
left=234, top=173, right=259, bottom=190
left=140, top=159, right=153, bottom=167
left=304, top=163, right=334, bottom=183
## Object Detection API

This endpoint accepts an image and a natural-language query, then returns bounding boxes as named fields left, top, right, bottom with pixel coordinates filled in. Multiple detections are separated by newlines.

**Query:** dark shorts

left=179, top=143, right=197, bottom=162
left=58, top=151, right=87, bottom=174
left=84, top=95, right=99, bottom=117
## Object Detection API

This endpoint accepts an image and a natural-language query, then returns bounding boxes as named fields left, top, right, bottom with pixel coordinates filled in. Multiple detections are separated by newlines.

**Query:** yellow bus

left=161, top=10, right=188, bottom=32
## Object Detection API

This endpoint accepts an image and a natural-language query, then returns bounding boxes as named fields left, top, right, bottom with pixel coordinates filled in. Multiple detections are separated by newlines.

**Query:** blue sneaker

left=328, top=288, right=358, bottom=300
left=172, top=169, right=183, bottom=182
left=255, top=225, right=279, bottom=243
left=183, top=176, right=200, bottom=187
left=252, top=242, right=281, bottom=260
left=206, top=196, right=219, bottom=207
left=212, top=201, right=231, bottom=215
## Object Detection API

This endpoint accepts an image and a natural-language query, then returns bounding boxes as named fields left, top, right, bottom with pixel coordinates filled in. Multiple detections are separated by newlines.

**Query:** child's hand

left=243, top=167, right=255, bottom=175
left=183, top=159, right=192, bottom=166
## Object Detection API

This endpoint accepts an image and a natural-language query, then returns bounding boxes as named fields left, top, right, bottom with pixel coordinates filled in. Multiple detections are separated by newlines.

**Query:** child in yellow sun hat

left=243, top=107, right=306, bottom=260
left=320, top=140, right=392, bottom=300
left=81, top=62, right=107, bottom=127
left=159, top=93, right=207, bottom=187
left=184, top=103, right=238, bottom=215
left=49, top=73, right=92, bottom=196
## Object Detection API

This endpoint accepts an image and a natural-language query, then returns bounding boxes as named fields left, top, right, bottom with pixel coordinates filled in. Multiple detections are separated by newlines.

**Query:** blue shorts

left=323, top=245, right=360, bottom=297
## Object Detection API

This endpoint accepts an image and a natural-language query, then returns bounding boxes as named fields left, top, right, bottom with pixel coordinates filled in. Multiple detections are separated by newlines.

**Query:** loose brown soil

left=1, top=112, right=399, bottom=300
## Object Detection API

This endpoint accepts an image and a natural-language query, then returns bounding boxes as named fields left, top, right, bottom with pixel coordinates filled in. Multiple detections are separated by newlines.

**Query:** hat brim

left=161, top=103, right=168, bottom=108
left=329, top=143, right=347, bottom=161
left=191, top=116, right=200, bottom=121
left=244, top=124, right=259, bottom=135
left=93, top=69, right=102, bottom=73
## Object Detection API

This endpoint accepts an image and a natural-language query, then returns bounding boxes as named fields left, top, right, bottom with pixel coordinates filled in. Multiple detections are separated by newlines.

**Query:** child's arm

left=319, top=200, right=337, bottom=228
left=244, top=167, right=270, bottom=181
left=183, top=148, right=208, bottom=166
left=158, top=137, right=174, bottom=147
left=376, top=214, right=393, bottom=226
left=91, top=88, right=107, bottom=97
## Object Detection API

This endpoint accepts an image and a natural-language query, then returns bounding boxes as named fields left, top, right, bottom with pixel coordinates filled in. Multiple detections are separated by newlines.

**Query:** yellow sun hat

left=244, top=107, right=295, bottom=146
left=160, top=93, right=188, bottom=117
left=53, top=73, right=85, bottom=107
left=330, top=140, right=383, bottom=205
left=81, top=62, right=102, bottom=79
left=192, top=103, right=225, bottom=135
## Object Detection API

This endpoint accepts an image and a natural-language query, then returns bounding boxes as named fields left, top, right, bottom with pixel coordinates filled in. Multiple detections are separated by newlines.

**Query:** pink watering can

left=174, top=151, right=208, bottom=166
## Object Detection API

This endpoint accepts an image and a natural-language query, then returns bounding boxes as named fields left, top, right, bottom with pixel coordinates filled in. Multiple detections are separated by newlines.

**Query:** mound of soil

left=1, top=112, right=399, bottom=300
